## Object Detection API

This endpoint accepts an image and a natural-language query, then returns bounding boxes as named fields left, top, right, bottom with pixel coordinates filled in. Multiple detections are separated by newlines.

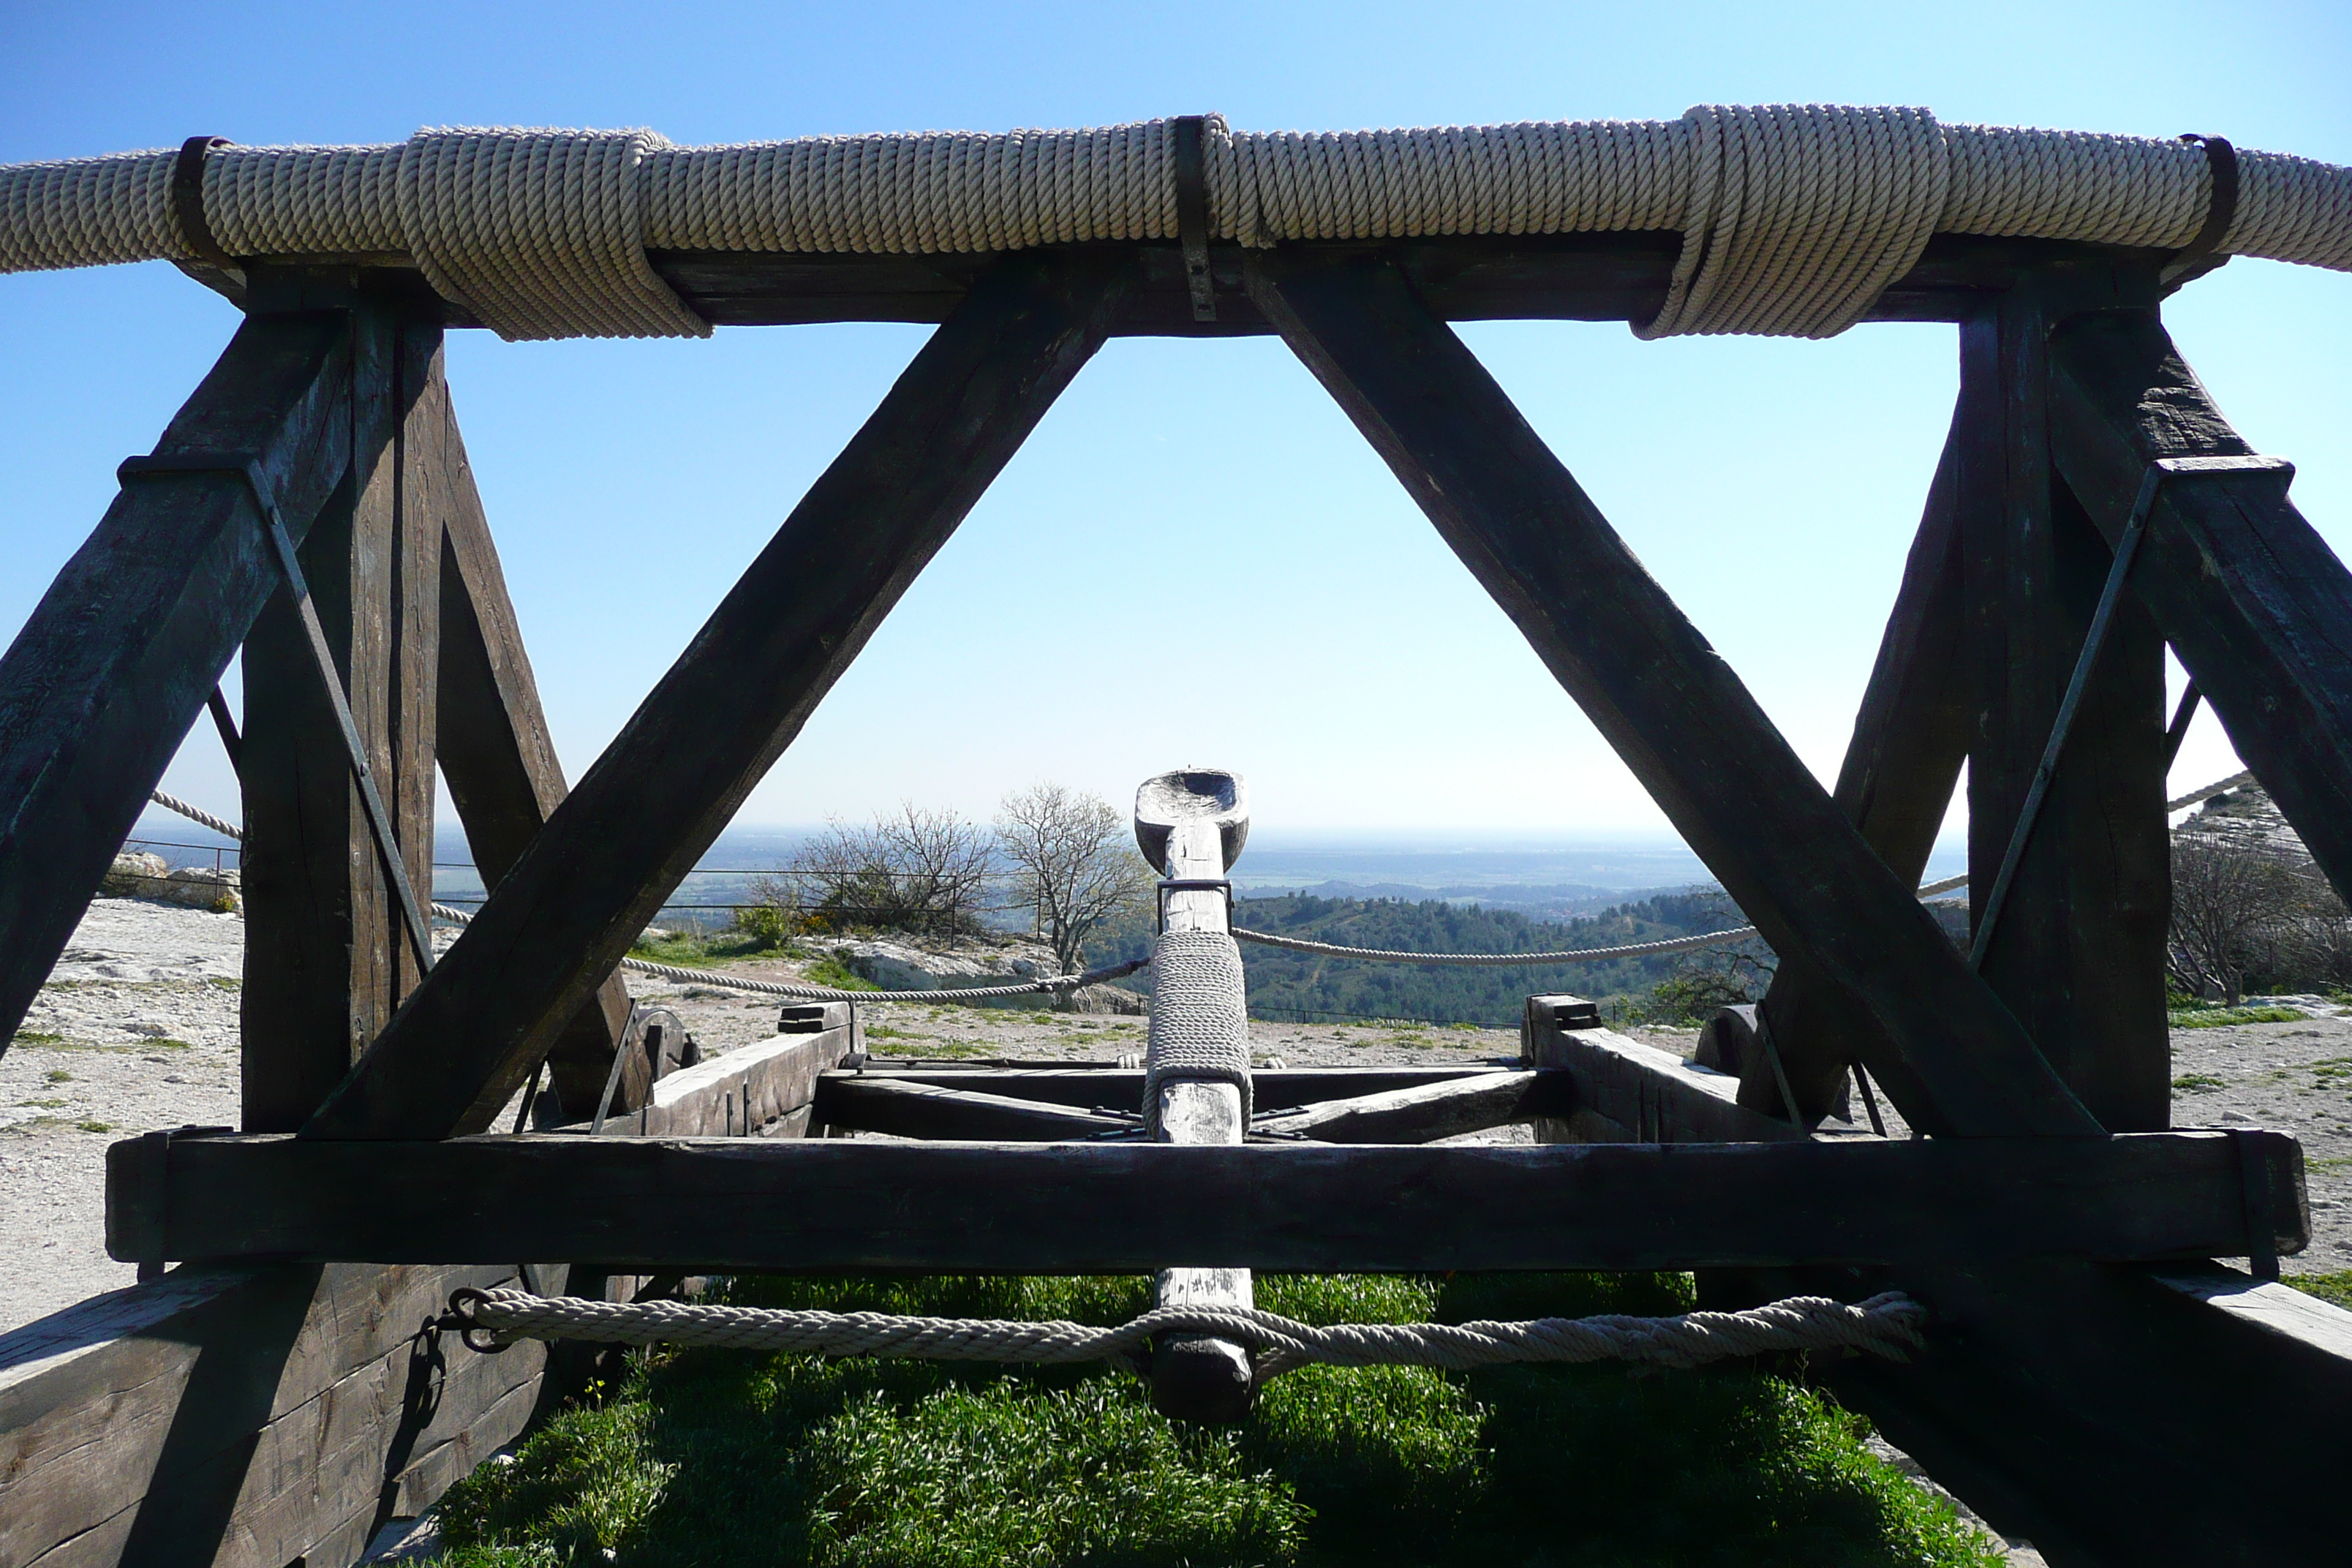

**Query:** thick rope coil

left=9, top=111, right=2350, bottom=339
left=1145, top=928, right=1253, bottom=1127
left=144, top=788, right=243, bottom=844
left=448, top=1286, right=1926, bottom=1380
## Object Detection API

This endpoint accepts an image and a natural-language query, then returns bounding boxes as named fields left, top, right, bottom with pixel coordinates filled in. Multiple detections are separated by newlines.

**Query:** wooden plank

left=584, top=1012, right=861, bottom=1137
left=2046, top=307, right=2352, bottom=909
left=109, top=1128, right=2306, bottom=1274
left=0, top=312, right=353, bottom=1054
left=239, top=304, right=442, bottom=1131
left=428, top=363, right=636, bottom=1121
left=1247, top=251, right=2097, bottom=1139
left=304, top=250, right=1131, bottom=1139
left=1523, top=1000, right=1809, bottom=1145
left=1791, top=1260, right=2352, bottom=1567
left=1744, top=425, right=1972, bottom=1123
left=1960, top=286, right=2171, bottom=1132
left=1252, top=1068, right=1566, bottom=1142
left=849, top=1066, right=1504, bottom=1112
left=813, top=1075, right=1133, bottom=1141
left=0, top=1259, right=545, bottom=1568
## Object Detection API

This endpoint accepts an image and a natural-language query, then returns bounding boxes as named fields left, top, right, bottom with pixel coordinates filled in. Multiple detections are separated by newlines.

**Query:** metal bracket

left=1172, top=116, right=1216, bottom=323
left=1970, top=453, right=2293, bottom=970
left=116, top=451, right=437, bottom=973
left=2161, top=134, right=2239, bottom=285
left=1156, top=877, right=1234, bottom=933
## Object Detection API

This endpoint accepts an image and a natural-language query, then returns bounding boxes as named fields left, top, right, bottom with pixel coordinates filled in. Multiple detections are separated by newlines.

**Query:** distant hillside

left=1096, top=889, right=1757, bottom=1028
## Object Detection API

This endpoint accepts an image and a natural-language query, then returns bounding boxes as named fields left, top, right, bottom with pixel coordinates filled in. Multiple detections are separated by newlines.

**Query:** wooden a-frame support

left=4, top=234, right=2352, bottom=1565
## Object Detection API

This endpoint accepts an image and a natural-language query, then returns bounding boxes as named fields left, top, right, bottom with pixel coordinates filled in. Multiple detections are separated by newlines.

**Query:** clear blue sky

left=3, top=1, right=2346, bottom=849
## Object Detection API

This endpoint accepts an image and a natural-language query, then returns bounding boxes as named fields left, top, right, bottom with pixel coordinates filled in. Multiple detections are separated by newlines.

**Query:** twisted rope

left=145, top=788, right=241, bottom=843
left=1232, top=872, right=1971, bottom=965
left=450, top=1286, right=1926, bottom=1379
left=10, top=108, right=2349, bottom=339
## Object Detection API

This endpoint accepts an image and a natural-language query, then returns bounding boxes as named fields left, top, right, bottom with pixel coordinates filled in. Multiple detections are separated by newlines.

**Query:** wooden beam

left=240, top=305, right=442, bottom=1130
left=1252, top=1068, right=1567, bottom=1142
left=109, top=1128, right=2304, bottom=1273
left=1523, top=1000, right=1809, bottom=1144
left=1247, top=252, right=2097, bottom=1139
left=571, top=1006, right=858, bottom=1139
left=429, top=363, right=636, bottom=1121
left=0, top=1260, right=546, bottom=1568
left=2046, top=307, right=2352, bottom=909
left=0, top=312, right=353, bottom=1053
left=1961, top=286, right=2171, bottom=1133
left=1744, top=424, right=1972, bottom=1123
left=304, top=250, right=1130, bottom=1139
left=812, top=1075, right=1133, bottom=1141
left=847, top=1066, right=1505, bottom=1112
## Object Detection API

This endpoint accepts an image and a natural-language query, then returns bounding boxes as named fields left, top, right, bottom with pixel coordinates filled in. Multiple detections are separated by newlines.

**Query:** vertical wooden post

left=1959, top=283, right=2170, bottom=1132
left=241, top=304, right=439, bottom=1131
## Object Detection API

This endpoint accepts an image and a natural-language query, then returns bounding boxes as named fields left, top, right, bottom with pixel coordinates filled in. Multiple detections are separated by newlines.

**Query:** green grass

left=11, top=1033, right=63, bottom=1047
left=2171, top=1073, right=2228, bottom=1093
left=435, top=1272, right=2000, bottom=1568
left=2287, top=1272, right=2352, bottom=1311
left=2168, top=1005, right=2308, bottom=1029
left=800, top=959, right=875, bottom=992
left=43, top=1068, right=71, bottom=1083
left=15, top=1097, right=66, bottom=1109
left=73, top=1119, right=113, bottom=1134
left=629, top=930, right=801, bottom=968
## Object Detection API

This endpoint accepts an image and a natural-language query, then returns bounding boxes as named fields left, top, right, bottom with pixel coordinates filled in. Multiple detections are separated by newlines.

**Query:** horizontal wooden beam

left=575, top=1010, right=859, bottom=1139
left=108, top=1129, right=2305, bottom=1273
left=1523, top=1003, right=1807, bottom=1144
left=0, top=1260, right=543, bottom=1568
left=1252, top=1069, right=1569, bottom=1142
left=238, top=233, right=2185, bottom=334
left=848, top=1065, right=1507, bottom=1113
left=813, top=1075, right=1134, bottom=1141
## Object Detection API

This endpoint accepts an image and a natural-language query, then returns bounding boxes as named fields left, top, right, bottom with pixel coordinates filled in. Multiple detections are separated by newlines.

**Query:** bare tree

left=2168, top=830, right=2304, bottom=1003
left=782, top=802, right=995, bottom=936
left=996, top=783, right=1154, bottom=976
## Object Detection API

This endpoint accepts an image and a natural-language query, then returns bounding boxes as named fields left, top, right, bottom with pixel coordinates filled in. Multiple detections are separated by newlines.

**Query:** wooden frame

left=1, top=224, right=2348, bottom=1565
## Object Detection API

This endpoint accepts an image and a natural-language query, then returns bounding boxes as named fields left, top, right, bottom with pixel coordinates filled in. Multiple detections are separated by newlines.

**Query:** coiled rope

left=1232, top=872, right=1970, bottom=965
left=446, top=1285, right=1926, bottom=1379
left=9, top=108, right=2350, bottom=340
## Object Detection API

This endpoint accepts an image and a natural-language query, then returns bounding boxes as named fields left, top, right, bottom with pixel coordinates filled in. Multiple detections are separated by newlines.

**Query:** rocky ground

left=12, top=901, right=2351, bottom=1565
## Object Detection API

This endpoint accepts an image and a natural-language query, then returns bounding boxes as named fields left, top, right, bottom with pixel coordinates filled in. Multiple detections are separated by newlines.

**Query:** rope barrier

left=444, top=1285, right=1926, bottom=1379
left=1230, top=872, right=1971, bottom=966
left=9, top=109, right=2351, bottom=340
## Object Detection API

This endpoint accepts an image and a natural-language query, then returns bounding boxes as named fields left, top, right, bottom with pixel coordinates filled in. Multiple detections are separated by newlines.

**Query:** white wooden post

left=1134, top=769, right=1255, bottom=1422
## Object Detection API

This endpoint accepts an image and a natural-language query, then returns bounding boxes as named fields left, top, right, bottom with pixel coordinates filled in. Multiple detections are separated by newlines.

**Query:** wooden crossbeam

left=2047, top=309, right=2352, bottom=908
left=842, top=1066, right=1507, bottom=1112
left=1961, top=285, right=2170, bottom=1131
left=0, top=313, right=353, bottom=1054
left=1246, top=252, right=2097, bottom=1139
left=429, top=361, right=636, bottom=1120
left=1251, top=1068, right=1567, bottom=1142
left=1745, top=423, right=1971, bottom=1123
left=813, top=1076, right=1134, bottom=1140
left=107, top=1129, right=2304, bottom=1273
left=1523, top=1004, right=1807, bottom=1144
left=304, top=251, right=1131, bottom=1139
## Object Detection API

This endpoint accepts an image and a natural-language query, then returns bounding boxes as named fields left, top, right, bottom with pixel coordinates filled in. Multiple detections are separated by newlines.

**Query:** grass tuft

left=2288, top=1271, right=2352, bottom=1311
left=2169, top=1005, right=2307, bottom=1029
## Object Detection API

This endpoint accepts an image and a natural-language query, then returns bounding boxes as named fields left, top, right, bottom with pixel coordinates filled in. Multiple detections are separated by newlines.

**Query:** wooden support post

left=305, top=251, right=1129, bottom=1139
left=2047, top=308, right=2352, bottom=907
left=1248, top=252, right=2097, bottom=1139
left=1137, top=769, right=1256, bottom=1423
left=0, top=314, right=353, bottom=1052
left=241, top=306, right=442, bottom=1130
left=429, top=363, right=636, bottom=1120
left=1744, top=426, right=1972, bottom=1121
left=1959, top=284, right=2170, bottom=1132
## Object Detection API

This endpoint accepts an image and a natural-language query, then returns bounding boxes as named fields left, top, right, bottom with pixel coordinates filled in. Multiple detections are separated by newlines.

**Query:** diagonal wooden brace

left=1248, top=251, right=2097, bottom=1139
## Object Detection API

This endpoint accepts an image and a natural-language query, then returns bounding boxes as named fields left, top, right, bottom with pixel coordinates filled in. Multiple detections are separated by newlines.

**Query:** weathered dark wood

left=306, top=251, right=1129, bottom=1139
left=813, top=1075, right=1133, bottom=1140
left=0, top=1259, right=546, bottom=1568
left=2047, top=308, right=2352, bottom=910
left=1793, top=1261, right=2352, bottom=1567
left=1961, top=287, right=2171, bottom=1133
left=241, top=305, right=442, bottom=1131
left=1251, top=1069, right=1567, bottom=1142
left=110, top=1128, right=2304, bottom=1273
left=1523, top=999, right=1809, bottom=1145
left=1248, top=252, right=2096, bottom=1139
left=579, top=1011, right=860, bottom=1138
left=429, top=370, right=637, bottom=1120
left=1744, top=426, right=1972, bottom=1122
left=0, top=313, right=353, bottom=1055
left=848, top=1066, right=1505, bottom=1112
